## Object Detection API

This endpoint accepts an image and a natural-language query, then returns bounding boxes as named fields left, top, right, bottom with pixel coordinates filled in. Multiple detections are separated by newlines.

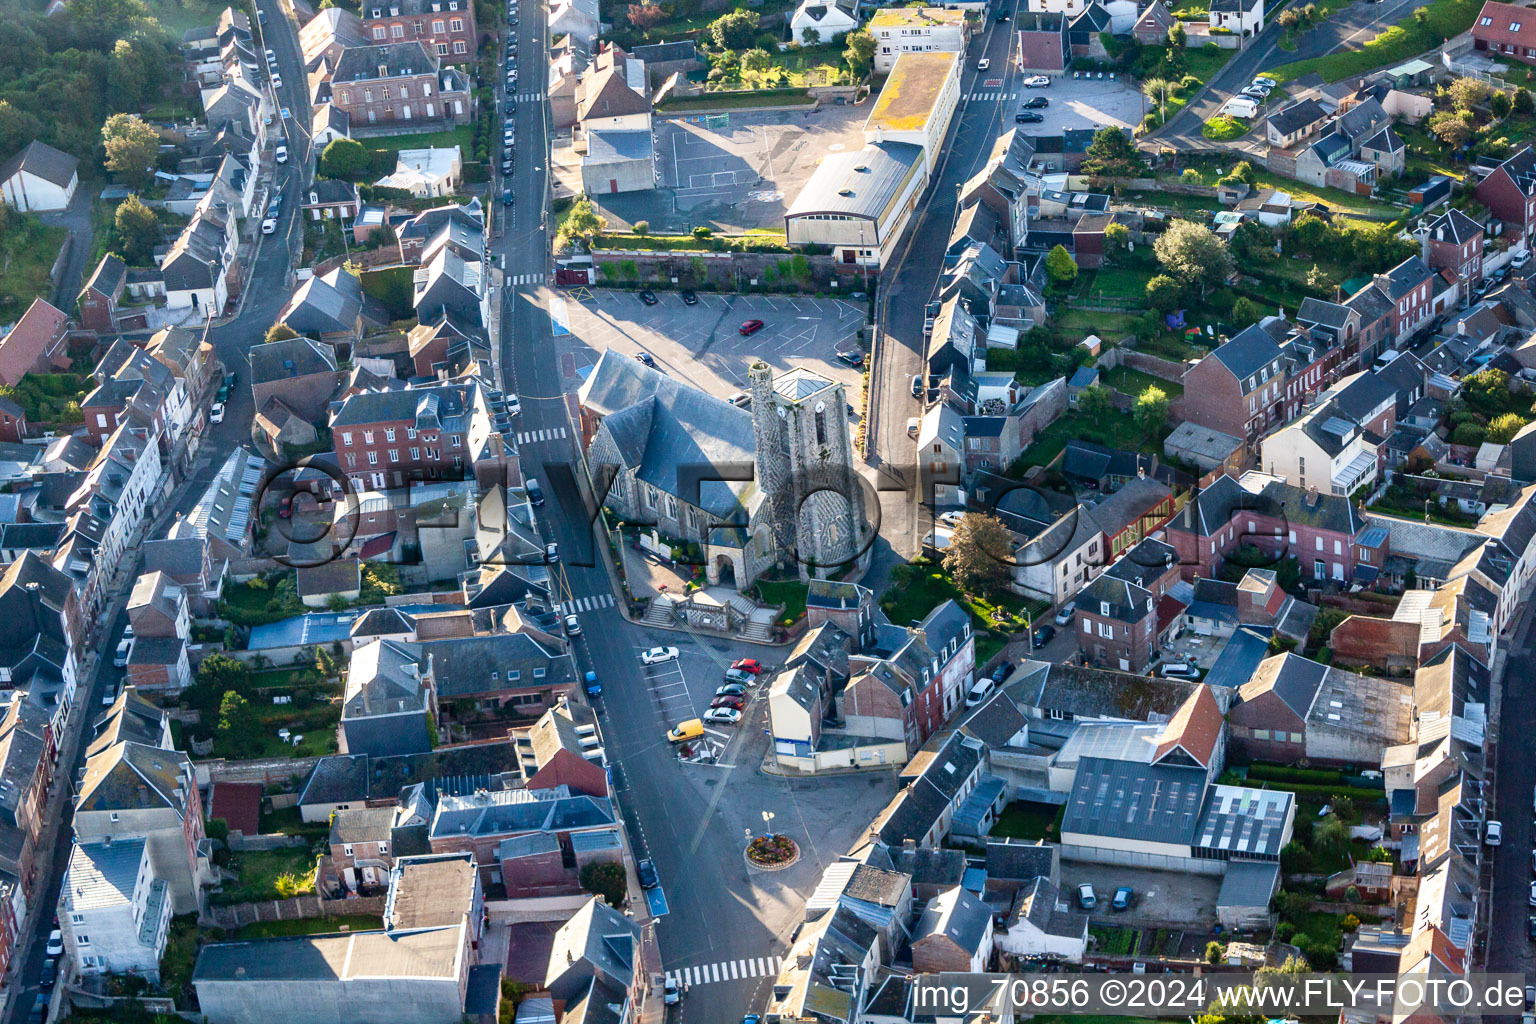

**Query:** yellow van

left=667, top=718, right=704, bottom=743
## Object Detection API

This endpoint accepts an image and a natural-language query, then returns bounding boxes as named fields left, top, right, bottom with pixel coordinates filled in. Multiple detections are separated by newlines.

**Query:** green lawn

left=0, top=219, right=65, bottom=322
left=1102, top=365, right=1183, bottom=398
left=754, top=579, right=809, bottom=623
left=1089, top=925, right=1139, bottom=956
left=221, top=575, right=306, bottom=626
left=1015, top=410, right=1159, bottom=471
left=216, top=697, right=339, bottom=760
left=1076, top=265, right=1153, bottom=301
left=878, top=562, right=1024, bottom=665
left=991, top=800, right=1065, bottom=840
left=1203, top=114, right=1251, bottom=141
left=1263, top=0, right=1481, bottom=82
left=236, top=915, right=383, bottom=940
left=1170, top=162, right=1401, bottom=220
left=363, top=125, right=476, bottom=159
left=216, top=849, right=318, bottom=905
left=151, top=0, right=234, bottom=35
left=260, top=804, right=332, bottom=838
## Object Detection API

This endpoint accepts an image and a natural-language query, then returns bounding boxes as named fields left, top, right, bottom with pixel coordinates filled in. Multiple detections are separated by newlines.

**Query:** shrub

left=1275, top=921, right=1296, bottom=942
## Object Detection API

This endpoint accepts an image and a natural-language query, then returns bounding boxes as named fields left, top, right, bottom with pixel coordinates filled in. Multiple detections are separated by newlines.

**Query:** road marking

left=667, top=956, right=782, bottom=987
left=515, top=426, right=568, bottom=444
left=553, top=593, right=616, bottom=613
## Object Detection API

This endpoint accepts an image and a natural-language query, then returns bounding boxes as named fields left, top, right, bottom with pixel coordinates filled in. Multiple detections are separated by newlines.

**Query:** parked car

left=46, top=931, right=62, bottom=956
left=545, top=542, right=559, bottom=563
left=1112, top=886, right=1133, bottom=910
left=738, top=319, right=765, bottom=335
left=703, top=707, right=741, bottom=725
left=634, top=352, right=656, bottom=367
left=1054, top=601, right=1075, bottom=626
left=711, top=695, right=746, bottom=711
left=1529, top=915, right=1536, bottom=940
left=101, top=684, right=118, bottom=706
left=964, top=678, right=995, bottom=708
left=265, top=48, right=277, bottom=63
left=278, top=496, right=293, bottom=519
left=209, top=402, right=225, bottom=424
left=835, top=350, right=865, bottom=367
left=503, top=189, right=514, bottom=205
left=261, top=217, right=277, bottom=235
left=275, top=144, right=288, bottom=163
left=731, top=659, right=762, bottom=674
left=1514, top=250, right=1532, bottom=268
left=39, top=958, right=55, bottom=987
left=1158, top=661, right=1198, bottom=678
left=637, top=857, right=659, bottom=888
left=1077, top=884, right=1096, bottom=910
left=640, top=289, right=659, bottom=305
left=1023, top=95, right=1048, bottom=108
left=564, top=614, right=581, bottom=636
left=664, top=981, right=680, bottom=1006
left=1032, top=624, right=1055, bottom=647
left=641, top=646, right=679, bottom=665
left=939, top=511, right=965, bottom=526
left=667, top=719, right=703, bottom=743
left=1024, top=74, right=1051, bottom=87
left=681, top=289, right=698, bottom=305
left=1486, top=819, right=1503, bottom=845
left=728, top=392, right=751, bottom=407
left=1253, top=75, right=1277, bottom=87
left=271, top=74, right=284, bottom=90
left=1014, top=111, right=1043, bottom=123
left=976, top=58, right=990, bottom=71
left=1529, top=880, right=1536, bottom=907
left=716, top=683, right=746, bottom=698
left=724, top=668, right=755, bottom=686
left=989, top=661, right=1015, bottom=685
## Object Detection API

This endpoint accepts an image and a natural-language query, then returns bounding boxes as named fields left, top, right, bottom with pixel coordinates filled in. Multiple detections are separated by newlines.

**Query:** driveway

left=1003, top=74, right=1146, bottom=135
left=1061, top=865, right=1223, bottom=929
left=40, top=189, right=94, bottom=313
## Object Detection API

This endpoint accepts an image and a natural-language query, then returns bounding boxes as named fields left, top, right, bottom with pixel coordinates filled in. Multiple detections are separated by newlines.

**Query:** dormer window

left=1099, top=601, right=1109, bottom=616
left=379, top=64, right=389, bottom=77
left=372, top=7, right=381, bottom=15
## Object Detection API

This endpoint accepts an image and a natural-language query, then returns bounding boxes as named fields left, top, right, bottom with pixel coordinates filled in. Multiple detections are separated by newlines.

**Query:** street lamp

left=761, top=810, right=776, bottom=838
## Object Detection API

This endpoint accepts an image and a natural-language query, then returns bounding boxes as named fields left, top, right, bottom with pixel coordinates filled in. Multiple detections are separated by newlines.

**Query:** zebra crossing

left=555, top=593, right=617, bottom=614
left=969, top=91, right=1018, bottom=101
left=508, top=272, right=543, bottom=286
left=514, top=91, right=545, bottom=102
left=515, top=426, right=567, bottom=444
left=666, top=956, right=782, bottom=988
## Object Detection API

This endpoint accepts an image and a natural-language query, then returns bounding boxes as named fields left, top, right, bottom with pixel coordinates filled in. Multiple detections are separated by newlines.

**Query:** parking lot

left=589, top=105, right=868, bottom=234
left=560, top=289, right=867, bottom=402
left=998, top=74, right=1146, bottom=136
left=629, top=633, right=776, bottom=761
left=1060, top=864, right=1222, bottom=928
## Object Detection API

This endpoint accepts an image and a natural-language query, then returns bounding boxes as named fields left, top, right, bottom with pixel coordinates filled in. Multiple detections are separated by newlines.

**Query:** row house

left=65, top=421, right=166, bottom=597
left=1072, top=537, right=1182, bottom=673
left=322, top=42, right=473, bottom=129
left=1475, top=145, right=1536, bottom=243
left=1277, top=319, right=1347, bottom=420
left=0, top=693, right=56, bottom=987
left=361, top=0, right=477, bottom=62
left=76, top=255, right=150, bottom=336
left=160, top=196, right=238, bottom=313
left=843, top=601, right=974, bottom=755
left=331, top=376, right=516, bottom=491
left=426, top=785, right=618, bottom=894
left=83, top=340, right=191, bottom=458
left=1260, top=398, right=1380, bottom=497
left=1420, top=207, right=1485, bottom=290
left=1372, top=255, right=1441, bottom=345
left=1179, top=325, right=1287, bottom=447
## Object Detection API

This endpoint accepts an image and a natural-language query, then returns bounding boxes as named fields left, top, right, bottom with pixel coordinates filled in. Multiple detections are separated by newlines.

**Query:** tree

left=262, top=324, right=299, bottom=346
left=1205, top=941, right=1226, bottom=965
left=741, top=47, right=772, bottom=74
left=1288, top=212, right=1331, bottom=255
left=1180, top=167, right=1202, bottom=184
left=580, top=860, right=628, bottom=908
left=1277, top=8, right=1299, bottom=27
left=216, top=691, right=254, bottom=753
left=1154, top=219, right=1233, bottom=296
left=107, top=39, right=148, bottom=112
left=1306, top=263, right=1330, bottom=291
left=557, top=196, right=608, bottom=250
left=1231, top=296, right=1262, bottom=327
left=1143, top=77, right=1174, bottom=121
left=801, top=26, right=821, bottom=44
left=66, top=0, right=148, bottom=47
left=1366, top=845, right=1393, bottom=863
left=1517, top=86, right=1534, bottom=113
left=708, top=8, right=759, bottom=49
left=1080, top=125, right=1144, bottom=176
left=101, top=113, right=158, bottom=187
left=843, top=29, right=876, bottom=79
left=1312, top=813, right=1351, bottom=860
left=1452, top=422, right=1487, bottom=446
left=1078, top=384, right=1112, bottom=419
left=1449, top=76, right=1492, bottom=111
left=1428, top=109, right=1473, bottom=148
left=1462, top=367, right=1513, bottom=416
left=113, top=194, right=159, bottom=265
left=197, top=652, right=250, bottom=694
left=1168, top=19, right=1185, bottom=45
left=1044, top=244, right=1078, bottom=285
left=320, top=137, right=368, bottom=178
left=627, top=2, right=666, bottom=30
left=1489, top=411, right=1530, bottom=443
left=1134, top=385, right=1169, bottom=439
left=1217, top=159, right=1257, bottom=186
left=941, top=512, right=1013, bottom=596
left=1492, top=89, right=1513, bottom=118
left=1104, top=221, right=1130, bottom=252
left=1145, top=273, right=1182, bottom=313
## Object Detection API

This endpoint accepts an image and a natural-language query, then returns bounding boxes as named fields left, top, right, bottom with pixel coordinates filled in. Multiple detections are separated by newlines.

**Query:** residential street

left=1486, top=601, right=1536, bottom=979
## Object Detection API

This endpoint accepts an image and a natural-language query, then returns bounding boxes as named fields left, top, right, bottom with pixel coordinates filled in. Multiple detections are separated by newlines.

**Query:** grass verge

left=1262, top=0, right=1481, bottom=83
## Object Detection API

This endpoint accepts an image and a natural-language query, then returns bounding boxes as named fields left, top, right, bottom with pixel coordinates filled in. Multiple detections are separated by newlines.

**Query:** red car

left=711, top=695, right=745, bottom=711
left=738, top=319, right=765, bottom=336
left=731, top=658, right=762, bottom=675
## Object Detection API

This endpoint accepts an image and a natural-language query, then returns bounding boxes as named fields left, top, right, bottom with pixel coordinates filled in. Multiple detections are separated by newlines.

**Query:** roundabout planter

left=744, top=834, right=800, bottom=871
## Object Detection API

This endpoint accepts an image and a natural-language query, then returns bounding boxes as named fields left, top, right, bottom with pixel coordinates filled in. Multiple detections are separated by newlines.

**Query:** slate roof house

left=250, top=335, right=342, bottom=423
left=1229, top=652, right=1413, bottom=765
left=1179, top=326, right=1287, bottom=447
left=341, top=639, right=436, bottom=758
left=0, top=140, right=78, bottom=212
left=277, top=266, right=366, bottom=344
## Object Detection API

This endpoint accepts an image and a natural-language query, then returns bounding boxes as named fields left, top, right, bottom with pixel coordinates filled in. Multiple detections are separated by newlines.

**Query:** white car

left=265, top=48, right=277, bottom=63
left=1253, top=75, right=1277, bottom=87
left=275, top=144, right=288, bottom=163
left=46, top=931, right=62, bottom=957
left=727, top=391, right=751, bottom=407
left=1023, top=75, right=1051, bottom=87
left=641, top=646, right=680, bottom=665
left=964, top=678, right=995, bottom=708
left=113, top=637, right=133, bottom=668
left=976, top=58, right=990, bottom=71
left=101, top=685, right=118, bottom=706
left=209, top=402, right=226, bottom=424
left=1053, top=601, right=1075, bottom=626
left=1529, top=879, right=1536, bottom=906
left=938, top=511, right=965, bottom=527
left=1485, top=819, right=1503, bottom=845
left=261, top=217, right=277, bottom=235
left=270, top=74, right=283, bottom=90
left=702, top=707, right=741, bottom=725
left=564, top=614, right=581, bottom=636
left=1514, top=250, right=1532, bottom=268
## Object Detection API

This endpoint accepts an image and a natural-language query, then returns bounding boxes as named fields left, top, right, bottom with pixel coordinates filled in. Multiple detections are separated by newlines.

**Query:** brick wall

left=362, top=8, right=477, bottom=62
left=913, top=936, right=974, bottom=974
left=1329, top=615, right=1419, bottom=668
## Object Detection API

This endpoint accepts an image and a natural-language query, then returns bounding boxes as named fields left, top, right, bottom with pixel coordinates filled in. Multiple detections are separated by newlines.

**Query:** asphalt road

left=1486, top=599, right=1536, bottom=980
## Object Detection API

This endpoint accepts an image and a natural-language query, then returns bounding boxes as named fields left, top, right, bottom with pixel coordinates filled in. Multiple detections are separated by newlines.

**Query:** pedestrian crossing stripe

left=514, top=426, right=568, bottom=444
left=509, top=273, right=542, bottom=285
left=667, top=956, right=782, bottom=987
left=968, top=91, right=1018, bottom=101
left=517, top=92, right=545, bottom=101
left=554, top=593, right=617, bottom=614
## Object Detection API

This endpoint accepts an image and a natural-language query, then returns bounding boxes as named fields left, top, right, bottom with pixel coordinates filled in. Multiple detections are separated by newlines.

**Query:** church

left=576, top=350, right=869, bottom=590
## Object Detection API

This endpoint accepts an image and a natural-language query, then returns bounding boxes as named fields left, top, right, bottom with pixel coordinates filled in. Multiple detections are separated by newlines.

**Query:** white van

left=1221, top=96, right=1258, bottom=119
left=964, top=678, right=996, bottom=708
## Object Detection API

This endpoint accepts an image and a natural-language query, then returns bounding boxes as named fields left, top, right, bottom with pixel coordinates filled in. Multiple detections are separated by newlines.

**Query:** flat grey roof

left=786, top=142, right=923, bottom=224
left=193, top=925, right=464, bottom=983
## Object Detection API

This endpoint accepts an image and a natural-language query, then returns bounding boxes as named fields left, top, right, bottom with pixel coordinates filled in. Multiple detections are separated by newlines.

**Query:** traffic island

left=744, top=834, right=800, bottom=871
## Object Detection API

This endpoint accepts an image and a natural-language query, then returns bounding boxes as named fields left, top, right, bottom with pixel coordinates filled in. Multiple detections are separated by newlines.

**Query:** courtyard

left=1001, top=74, right=1148, bottom=137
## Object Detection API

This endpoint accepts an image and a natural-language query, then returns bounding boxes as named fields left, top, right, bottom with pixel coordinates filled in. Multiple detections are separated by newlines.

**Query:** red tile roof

left=1471, top=0, right=1536, bottom=51
left=209, top=780, right=264, bottom=836
left=1153, top=684, right=1223, bottom=768
left=0, top=297, right=67, bottom=387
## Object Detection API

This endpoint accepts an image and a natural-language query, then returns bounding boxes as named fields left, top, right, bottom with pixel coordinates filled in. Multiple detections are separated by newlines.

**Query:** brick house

left=1089, top=475, right=1177, bottom=560
left=1179, top=326, right=1287, bottom=447
left=325, top=42, right=473, bottom=129
left=421, top=633, right=578, bottom=723
left=1343, top=283, right=1395, bottom=367
left=842, top=600, right=973, bottom=755
left=0, top=397, right=26, bottom=444
left=332, top=378, right=516, bottom=490
left=426, top=786, right=618, bottom=893
left=251, top=336, right=342, bottom=424
left=1229, top=653, right=1412, bottom=765
left=1372, top=256, right=1437, bottom=344
left=912, top=885, right=994, bottom=973
left=1422, top=208, right=1484, bottom=288
left=1472, top=0, right=1536, bottom=65
left=328, top=805, right=399, bottom=890
left=361, top=0, right=477, bottom=62
left=0, top=298, right=69, bottom=388
left=77, top=255, right=148, bottom=336
left=1072, top=537, right=1183, bottom=673
left=1474, top=146, right=1536, bottom=242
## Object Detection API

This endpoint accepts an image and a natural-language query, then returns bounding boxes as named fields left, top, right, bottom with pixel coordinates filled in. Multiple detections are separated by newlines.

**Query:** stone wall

left=201, top=893, right=388, bottom=930
left=195, top=754, right=327, bottom=787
